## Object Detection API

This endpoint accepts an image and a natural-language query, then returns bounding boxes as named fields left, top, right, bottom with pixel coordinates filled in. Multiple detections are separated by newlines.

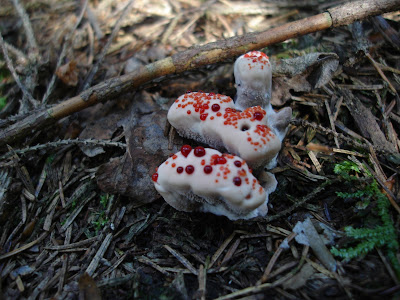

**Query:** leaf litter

left=0, top=0, right=400, bottom=299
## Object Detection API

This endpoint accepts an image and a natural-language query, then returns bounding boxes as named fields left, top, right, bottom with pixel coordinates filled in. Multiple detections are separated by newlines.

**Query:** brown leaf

left=271, top=53, right=339, bottom=106
left=97, top=107, right=182, bottom=204
left=78, top=272, right=101, bottom=300
left=56, top=60, right=79, bottom=86
left=343, top=89, right=397, bottom=153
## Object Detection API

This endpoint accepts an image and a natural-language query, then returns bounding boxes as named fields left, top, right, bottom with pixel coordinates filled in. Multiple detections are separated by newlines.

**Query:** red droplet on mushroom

left=186, top=165, right=195, bottom=174
left=204, top=165, right=213, bottom=174
left=234, top=160, right=242, bottom=167
left=200, top=114, right=208, bottom=121
left=253, top=111, right=263, bottom=121
left=216, top=156, right=227, bottom=164
left=187, top=110, right=191, bottom=115
left=177, top=167, right=184, bottom=173
left=152, top=173, right=158, bottom=182
left=233, top=177, right=242, bottom=186
left=211, top=104, right=220, bottom=112
left=181, top=145, right=192, bottom=157
left=194, top=146, right=206, bottom=157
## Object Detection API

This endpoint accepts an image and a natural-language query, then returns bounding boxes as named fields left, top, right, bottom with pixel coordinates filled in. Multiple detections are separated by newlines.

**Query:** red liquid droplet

left=253, top=111, right=263, bottom=121
left=233, top=177, right=242, bottom=186
left=194, top=146, right=206, bottom=157
left=181, top=145, right=192, bottom=157
left=211, top=104, right=220, bottom=112
left=187, top=110, right=191, bottom=115
left=216, top=156, right=227, bottom=164
left=200, top=114, right=208, bottom=121
left=234, top=160, right=242, bottom=167
left=186, top=165, right=195, bottom=174
left=177, top=167, right=184, bottom=173
left=152, top=173, right=158, bottom=182
left=204, top=165, right=213, bottom=174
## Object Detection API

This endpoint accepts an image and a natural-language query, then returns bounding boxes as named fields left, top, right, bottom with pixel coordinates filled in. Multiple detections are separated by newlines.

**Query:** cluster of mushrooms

left=152, top=51, right=292, bottom=220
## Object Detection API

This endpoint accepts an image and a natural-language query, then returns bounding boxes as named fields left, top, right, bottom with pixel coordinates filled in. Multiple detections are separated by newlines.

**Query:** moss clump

left=331, top=160, right=400, bottom=278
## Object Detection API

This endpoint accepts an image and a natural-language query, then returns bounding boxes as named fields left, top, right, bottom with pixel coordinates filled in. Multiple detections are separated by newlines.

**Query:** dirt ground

left=1, top=0, right=400, bottom=299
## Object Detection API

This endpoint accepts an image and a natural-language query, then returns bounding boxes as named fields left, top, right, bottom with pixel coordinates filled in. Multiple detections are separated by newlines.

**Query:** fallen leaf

left=56, top=60, right=79, bottom=86
left=78, top=272, right=101, bottom=300
left=271, top=53, right=339, bottom=106
left=97, top=107, right=182, bottom=204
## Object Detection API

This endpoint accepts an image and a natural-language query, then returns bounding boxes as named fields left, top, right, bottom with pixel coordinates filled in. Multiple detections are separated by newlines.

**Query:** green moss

left=331, top=160, right=400, bottom=278
left=0, top=96, right=6, bottom=110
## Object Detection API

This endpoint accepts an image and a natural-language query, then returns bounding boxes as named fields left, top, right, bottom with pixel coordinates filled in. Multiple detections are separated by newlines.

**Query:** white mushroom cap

left=167, top=92, right=281, bottom=169
left=234, top=51, right=273, bottom=112
left=152, top=146, right=277, bottom=220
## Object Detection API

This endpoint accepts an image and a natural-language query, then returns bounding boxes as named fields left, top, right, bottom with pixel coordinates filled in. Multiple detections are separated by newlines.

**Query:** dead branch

left=1, top=0, right=399, bottom=148
left=80, top=0, right=135, bottom=91
left=0, top=32, right=37, bottom=106
left=42, top=0, right=89, bottom=104
left=11, top=0, right=38, bottom=55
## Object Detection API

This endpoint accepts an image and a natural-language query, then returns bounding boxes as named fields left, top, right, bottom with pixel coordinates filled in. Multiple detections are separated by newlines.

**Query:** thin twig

left=215, top=266, right=297, bottom=300
left=258, top=232, right=297, bottom=284
left=11, top=0, right=38, bottom=54
left=366, top=52, right=397, bottom=95
left=86, top=233, right=113, bottom=276
left=291, top=119, right=393, bottom=154
left=265, top=179, right=335, bottom=223
left=0, top=232, right=48, bottom=260
left=4, top=41, right=28, bottom=65
left=81, top=0, right=135, bottom=91
left=164, top=244, right=198, bottom=275
left=1, top=0, right=400, bottom=146
left=0, top=138, right=126, bottom=161
left=42, top=0, right=89, bottom=104
left=0, top=31, right=37, bottom=106
left=325, top=98, right=340, bottom=148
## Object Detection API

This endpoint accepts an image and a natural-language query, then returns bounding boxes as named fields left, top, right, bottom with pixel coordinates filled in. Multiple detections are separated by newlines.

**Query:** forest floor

left=1, top=0, right=400, bottom=299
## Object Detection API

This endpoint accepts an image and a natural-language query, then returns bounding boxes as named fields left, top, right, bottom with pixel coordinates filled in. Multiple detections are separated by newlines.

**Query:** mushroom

left=152, top=145, right=277, bottom=220
left=234, top=51, right=273, bottom=113
left=167, top=92, right=281, bottom=169
left=234, top=51, right=292, bottom=141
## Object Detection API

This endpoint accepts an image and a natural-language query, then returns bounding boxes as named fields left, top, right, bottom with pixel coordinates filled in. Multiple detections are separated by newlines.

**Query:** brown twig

left=11, top=0, right=38, bottom=55
left=258, top=232, right=297, bottom=284
left=80, top=0, right=135, bottom=91
left=366, top=52, right=398, bottom=95
left=0, top=138, right=126, bottom=161
left=0, top=31, right=37, bottom=106
left=42, top=0, right=89, bottom=104
left=1, top=0, right=399, bottom=147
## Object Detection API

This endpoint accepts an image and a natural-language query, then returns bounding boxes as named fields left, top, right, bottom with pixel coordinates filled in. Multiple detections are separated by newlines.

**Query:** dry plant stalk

left=1, top=0, right=399, bottom=147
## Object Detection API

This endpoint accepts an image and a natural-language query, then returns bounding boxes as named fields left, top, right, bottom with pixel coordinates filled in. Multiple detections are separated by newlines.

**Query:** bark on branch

left=1, top=0, right=399, bottom=148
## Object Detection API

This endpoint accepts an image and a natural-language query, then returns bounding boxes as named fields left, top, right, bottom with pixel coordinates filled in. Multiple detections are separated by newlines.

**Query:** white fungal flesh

left=234, top=51, right=273, bottom=112
left=234, top=51, right=292, bottom=142
left=167, top=92, right=281, bottom=169
left=153, top=147, right=276, bottom=220
left=153, top=50, right=293, bottom=219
